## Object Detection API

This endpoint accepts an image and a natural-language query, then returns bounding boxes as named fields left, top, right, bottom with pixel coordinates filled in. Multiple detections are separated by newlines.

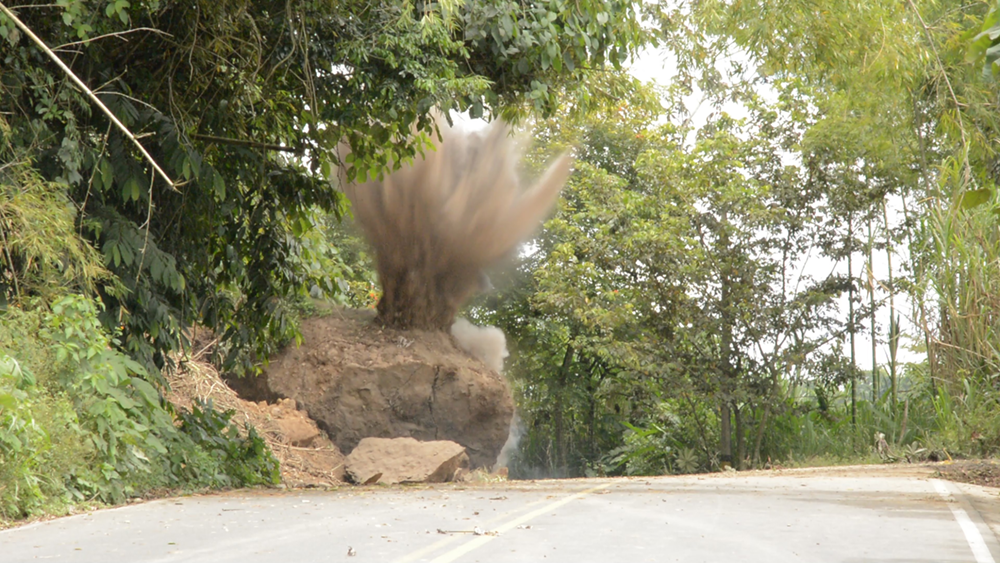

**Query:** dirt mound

left=936, top=459, right=1000, bottom=488
left=166, top=350, right=345, bottom=488
left=250, top=307, right=513, bottom=468
left=345, top=437, right=469, bottom=485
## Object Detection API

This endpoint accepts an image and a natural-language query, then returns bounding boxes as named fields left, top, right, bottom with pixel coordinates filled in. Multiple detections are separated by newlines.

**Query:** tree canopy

left=2, top=0, right=1000, bottom=511
left=0, top=0, right=654, bottom=373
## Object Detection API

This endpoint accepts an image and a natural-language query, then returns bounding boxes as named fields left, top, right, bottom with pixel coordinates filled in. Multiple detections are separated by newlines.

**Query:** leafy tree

left=478, top=83, right=844, bottom=475
left=698, top=0, right=1000, bottom=442
left=0, top=0, right=659, bottom=517
left=0, top=0, right=655, bottom=374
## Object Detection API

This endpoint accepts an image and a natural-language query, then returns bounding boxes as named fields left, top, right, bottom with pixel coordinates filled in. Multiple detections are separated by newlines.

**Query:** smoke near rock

left=343, top=115, right=572, bottom=331
left=450, top=318, right=509, bottom=374
left=495, top=412, right=523, bottom=472
left=450, top=317, right=518, bottom=470
left=335, top=115, right=567, bottom=470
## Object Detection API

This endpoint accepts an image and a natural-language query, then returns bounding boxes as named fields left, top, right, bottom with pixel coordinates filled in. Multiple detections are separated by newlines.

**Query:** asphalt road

left=2, top=466, right=998, bottom=563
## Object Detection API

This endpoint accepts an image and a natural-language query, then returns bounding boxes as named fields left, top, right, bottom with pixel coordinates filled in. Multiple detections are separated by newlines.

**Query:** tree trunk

left=683, top=392, right=714, bottom=463
left=586, top=359, right=599, bottom=464
left=867, top=215, right=879, bottom=402
left=720, top=402, right=733, bottom=468
left=848, top=213, right=857, bottom=426
left=552, top=343, right=574, bottom=475
left=882, top=200, right=899, bottom=409
left=718, top=208, right=735, bottom=468
left=753, top=362, right=783, bottom=467
left=734, top=403, right=746, bottom=470
left=909, top=102, right=937, bottom=397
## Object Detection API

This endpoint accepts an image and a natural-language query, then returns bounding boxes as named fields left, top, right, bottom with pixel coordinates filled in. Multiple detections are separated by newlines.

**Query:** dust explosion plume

left=343, top=116, right=572, bottom=331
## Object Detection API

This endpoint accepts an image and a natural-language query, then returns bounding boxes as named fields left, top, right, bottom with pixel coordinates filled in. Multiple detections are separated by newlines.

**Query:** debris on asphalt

left=436, top=528, right=499, bottom=536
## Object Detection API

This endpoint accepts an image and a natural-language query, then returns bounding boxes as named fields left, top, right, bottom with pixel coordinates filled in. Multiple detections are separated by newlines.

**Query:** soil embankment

left=252, top=307, right=513, bottom=469
left=172, top=307, right=514, bottom=486
left=167, top=354, right=346, bottom=487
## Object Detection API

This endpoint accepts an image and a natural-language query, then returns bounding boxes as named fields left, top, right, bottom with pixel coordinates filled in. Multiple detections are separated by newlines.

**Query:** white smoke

left=494, top=413, right=523, bottom=471
left=450, top=317, right=521, bottom=471
left=450, top=318, right=508, bottom=374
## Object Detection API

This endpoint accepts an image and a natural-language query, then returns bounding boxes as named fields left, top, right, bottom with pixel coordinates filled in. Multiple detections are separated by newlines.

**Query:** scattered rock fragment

left=269, top=398, right=323, bottom=447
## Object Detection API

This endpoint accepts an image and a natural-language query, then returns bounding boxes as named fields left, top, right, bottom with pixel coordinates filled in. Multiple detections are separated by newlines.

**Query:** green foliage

left=0, top=297, right=278, bottom=521
left=481, top=82, right=850, bottom=477
left=970, top=0, right=1000, bottom=79
left=0, top=353, right=67, bottom=518
left=42, top=295, right=172, bottom=500
left=926, top=377, right=1000, bottom=458
left=477, top=0, right=1000, bottom=474
left=0, top=0, right=656, bottom=380
left=0, top=363, right=92, bottom=519
left=602, top=423, right=675, bottom=476
left=176, top=399, right=280, bottom=488
left=0, top=126, right=111, bottom=305
left=672, top=0, right=1000, bottom=469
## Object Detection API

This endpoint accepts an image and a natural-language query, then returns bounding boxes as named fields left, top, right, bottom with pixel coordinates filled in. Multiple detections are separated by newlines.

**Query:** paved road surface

left=2, top=466, right=998, bottom=562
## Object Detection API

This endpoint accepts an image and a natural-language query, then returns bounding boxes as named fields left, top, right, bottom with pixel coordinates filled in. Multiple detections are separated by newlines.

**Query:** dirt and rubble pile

left=936, top=459, right=1000, bottom=488
left=345, top=437, right=469, bottom=485
left=166, top=337, right=346, bottom=488
left=233, top=306, right=514, bottom=469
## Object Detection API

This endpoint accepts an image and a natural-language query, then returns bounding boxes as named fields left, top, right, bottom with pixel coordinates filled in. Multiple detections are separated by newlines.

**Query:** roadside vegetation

left=2, top=0, right=1000, bottom=523
left=475, top=0, right=1000, bottom=478
left=0, top=0, right=650, bottom=522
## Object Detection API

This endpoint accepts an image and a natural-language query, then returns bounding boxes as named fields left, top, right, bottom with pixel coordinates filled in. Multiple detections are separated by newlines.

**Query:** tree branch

left=52, top=26, right=173, bottom=51
left=192, top=134, right=301, bottom=154
left=0, top=2, right=178, bottom=191
left=905, top=0, right=970, bottom=183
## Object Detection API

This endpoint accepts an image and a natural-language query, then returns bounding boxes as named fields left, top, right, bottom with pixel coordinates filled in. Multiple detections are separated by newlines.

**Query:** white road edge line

left=932, top=479, right=996, bottom=563
left=428, top=482, right=613, bottom=563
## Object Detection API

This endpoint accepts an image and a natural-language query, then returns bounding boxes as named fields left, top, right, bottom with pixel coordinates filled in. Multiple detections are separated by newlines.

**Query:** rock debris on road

left=1, top=465, right=998, bottom=563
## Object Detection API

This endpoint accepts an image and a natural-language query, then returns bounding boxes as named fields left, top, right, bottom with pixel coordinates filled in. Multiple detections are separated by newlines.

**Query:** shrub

left=0, top=295, right=279, bottom=521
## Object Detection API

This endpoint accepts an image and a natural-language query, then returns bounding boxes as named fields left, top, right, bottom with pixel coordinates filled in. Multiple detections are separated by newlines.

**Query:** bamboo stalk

left=867, top=214, right=878, bottom=402
left=848, top=212, right=857, bottom=426
left=882, top=200, right=898, bottom=408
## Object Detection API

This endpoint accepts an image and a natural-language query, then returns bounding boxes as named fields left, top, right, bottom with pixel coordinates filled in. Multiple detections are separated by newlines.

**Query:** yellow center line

left=392, top=496, right=549, bottom=563
left=427, top=482, right=613, bottom=563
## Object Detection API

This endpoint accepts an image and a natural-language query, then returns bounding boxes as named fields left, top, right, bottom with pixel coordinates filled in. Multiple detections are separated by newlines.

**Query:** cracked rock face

left=260, top=307, right=513, bottom=468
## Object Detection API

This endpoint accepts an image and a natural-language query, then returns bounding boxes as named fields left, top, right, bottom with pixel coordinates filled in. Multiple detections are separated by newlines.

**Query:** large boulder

left=258, top=307, right=513, bottom=468
left=345, top=437, right=469, bottom=484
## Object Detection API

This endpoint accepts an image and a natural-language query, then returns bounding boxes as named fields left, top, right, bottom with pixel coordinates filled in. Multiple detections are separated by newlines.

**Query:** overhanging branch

left=0, top=2, right=178, bottom=192
left=192, top=134, right=302, bottom=154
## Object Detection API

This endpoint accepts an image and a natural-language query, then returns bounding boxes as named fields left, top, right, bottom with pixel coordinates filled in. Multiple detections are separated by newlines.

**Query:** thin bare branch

left=193, top=133, right=301, bottom=153
left=95, top=90, right=161, bottom=114
left=52, top=26, right=173, bottom=50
